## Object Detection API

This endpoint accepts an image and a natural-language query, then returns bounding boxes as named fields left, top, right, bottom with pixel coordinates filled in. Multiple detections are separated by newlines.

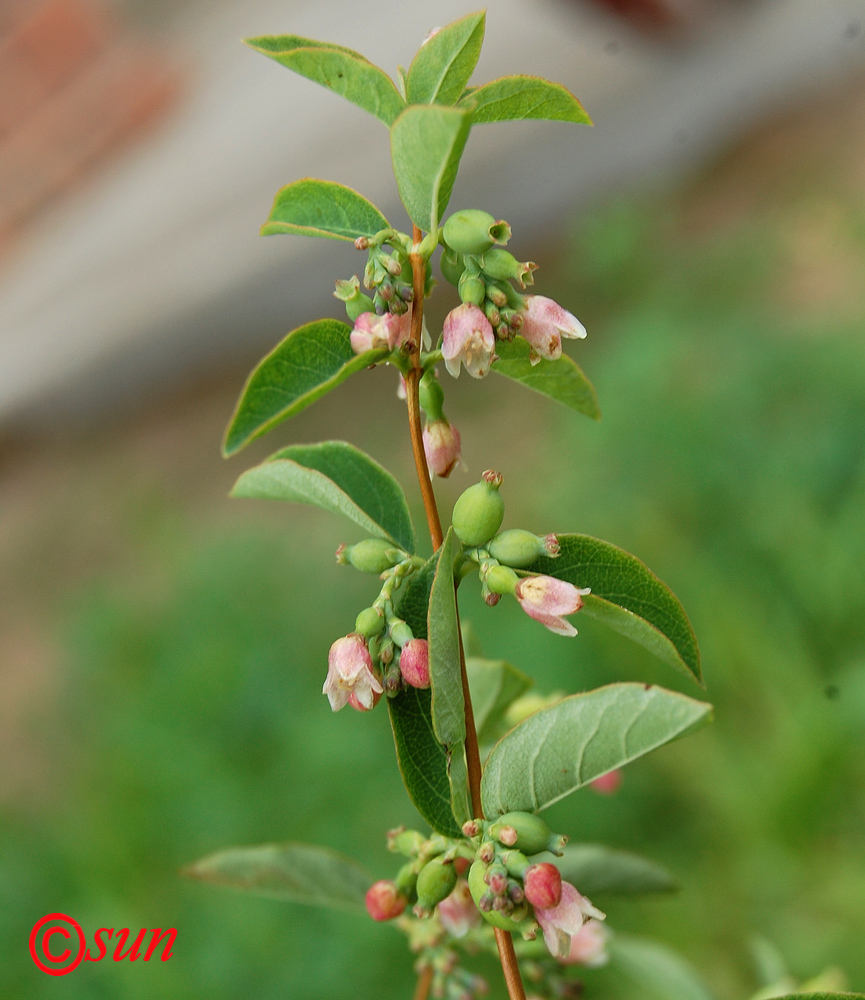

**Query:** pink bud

left=399, top=638, right=430, bottom=689
left=442, top=303, right=495, bottom=379
left=365, top=880, right=407, bottom=921
left=590, top=769, right=622, bottom=795
left=542, top=534, right=561, bottom=557
left=437, top=880, right=480, bottom=937
left=524, top=863, right=562, bottom=910
left=514, top=576, right=591, bottom=637
left=350, top=312, right=410, bottom=354
left=496, top=825, right=518, bottom=847
left=519, top=295, right=586, bottom=365
left=423, top=419, right=462, bottom=478
left=322, top=634, right=383, bottom=712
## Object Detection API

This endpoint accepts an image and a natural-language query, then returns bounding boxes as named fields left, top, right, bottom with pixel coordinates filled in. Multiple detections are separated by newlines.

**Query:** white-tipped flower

left=559, top=918, right=609, bottom=967
left=323, top=634, right=383, bottom=712
left=514, top=576, right=590, bottom=637
left=437, top=880, right=481, bottom=938
left=423, top=419, right=462, bottom=478
left=442, top=303, right=495, bottom=379
left=535, top=881, right=605, bottom=959
left=520, top=296, right=586, bottom=364
left=350, top=311, right=410, bottom=354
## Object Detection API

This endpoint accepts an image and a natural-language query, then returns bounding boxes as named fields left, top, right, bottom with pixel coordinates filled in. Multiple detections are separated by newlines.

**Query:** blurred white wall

left=1, top=0, right=863, bottom=426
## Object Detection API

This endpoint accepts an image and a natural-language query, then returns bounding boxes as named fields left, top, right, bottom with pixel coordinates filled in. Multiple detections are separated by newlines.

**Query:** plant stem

left=407, top=228, right=527, bottom=1000
left=413, top=965, right=433, bottom=1000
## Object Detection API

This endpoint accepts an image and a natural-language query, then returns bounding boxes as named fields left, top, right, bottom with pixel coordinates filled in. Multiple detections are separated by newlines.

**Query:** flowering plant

left=182, top=12, right=860, bottom=1000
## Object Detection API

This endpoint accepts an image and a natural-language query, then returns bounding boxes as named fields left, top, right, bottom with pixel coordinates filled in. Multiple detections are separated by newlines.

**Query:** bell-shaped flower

left=350, top=311, right=410, bottom=355
left=423, top=419, right=462, bottom=478
left=559, top=918, right=609, bottom=967
left=442, top=303, right=495, bottom=378
left=520, top=296, right=586, bottom=365
left=437, top=880, right=480, bottom=938
left=323, top=634, right=383, bottom=712
left=514, top=576, right=591, bottom=637
left=535, top=881, right=605, bottom=959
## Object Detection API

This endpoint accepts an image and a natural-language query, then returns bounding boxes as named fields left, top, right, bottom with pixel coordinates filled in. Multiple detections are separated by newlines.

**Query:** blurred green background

left=2, top=86, right=864, bottom=999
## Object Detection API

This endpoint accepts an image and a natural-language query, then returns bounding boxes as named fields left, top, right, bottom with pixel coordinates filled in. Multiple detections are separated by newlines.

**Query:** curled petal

left=520, top=295, right=586, bottom=362
left=514, top=576, right=590, bottom=636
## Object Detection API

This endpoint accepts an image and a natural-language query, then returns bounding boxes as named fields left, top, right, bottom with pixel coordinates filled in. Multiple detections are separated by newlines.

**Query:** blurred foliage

left=2, top=181, right=864, bottom=999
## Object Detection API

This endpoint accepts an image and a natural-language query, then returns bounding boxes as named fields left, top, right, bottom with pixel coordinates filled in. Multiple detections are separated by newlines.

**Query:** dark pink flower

left=323, top=634, right=383, bottom=712
left=514, top=576, right=591, bottom=637
left=423, top=419, right=462, bottom=478
left=535, top=881, right=605, bottom=958
left=442, top=303, right=495, bottom=378
left=365, top=880, right=407, bottom=921
left=524, top=863, right=562, bottom=910
left=350, top=312, right=410, bottom=354
left=520, top=295, right=586, bottom=364
left=399, top=638, right=430, bottom=689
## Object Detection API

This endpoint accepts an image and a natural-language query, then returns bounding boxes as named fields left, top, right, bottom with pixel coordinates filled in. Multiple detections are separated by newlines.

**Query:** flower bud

left=590, top=769, right=622, bottom=795
left=480, top=248, right=537, bottom=288
left=400, top=638, right=430, bottom=688
left=418, top=371, right=445, bottom=420
left=487, top=529, right=559, bottom=567
left=458, top=270, right=486, bottom=306
left=489, top=812, right=562, bottom=856
left=468, top=861, right=528, bottom=932
left=452, top=472, right=505, bottom=547
left=443, top=210, right=511, bottom=256
left=439, top=247, right=465, bottom=286
left=340, top=538, right=402, bottom=574
left=482, top=563, right=519, bottom=596
left=524, top=864, right=563, bottom=910
left=478, top=841, right=496, bottom=865
left=355, top=606, right=385, bottom=638
left=365, top=880, right=407, bottom=921
left=389, top=619, right=414, bottom=648
left=462, top=819, right=482, bottom=838
left=383, top=661, right=402, bottom=696
left=423, top=419, right=462, bottom=479
left=415, top=856, right=458, bottom=916
left=388, top=827, right=426, bottom=856
left=395, top=861, right=420, bottom=900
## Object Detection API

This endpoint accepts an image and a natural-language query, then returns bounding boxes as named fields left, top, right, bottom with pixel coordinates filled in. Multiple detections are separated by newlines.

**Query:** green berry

left=443, top=210, right=511, bottom=256
left=355, top=606, right=385, bottom=637
left=489, top=812, right=562, bottom=856
left=439, top=248, right=466, bottom=286
left=452, top=472, right=505, bottom=548
left=341, top=539, right=401, bottom=574
left=489, top=529, right=555, bottom=568
left=415, top=856, right=458, bottom=914
left=458, top=271, right=486, bottom=306
left=467, top=860, right=525, bottom=931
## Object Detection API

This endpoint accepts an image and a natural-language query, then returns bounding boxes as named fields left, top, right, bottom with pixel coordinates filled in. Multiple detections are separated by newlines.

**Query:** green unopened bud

left=500, top=849, right=530, bottom=879
left=389, top=619, right=414, bottom=648
left=388, top=827, right=426, bottom=856
left=489, top=812, right=565, bottom=856
left=439, top=248, right=465, bottom=286
left=458, top=271, right=486, bottom=306
left=484, top=299, right=501, bottom=327
left=418, top=371, right=445, bottom=421
left=414, top=856, right=458, bottom=916
left=339, top=539, right=402, bottom=574
left=355, top=606, right=385, bottom=638
left=395, top=861, right=420, bottom=901
left=482, top=563, right=519, bottom=596
left=443, top=210, right=511, bottom=256
left=489, top=530, right=560, bottom=568
left=480, top=248, right=537, bottom=288
left=452, top=471, right=505, bottom=548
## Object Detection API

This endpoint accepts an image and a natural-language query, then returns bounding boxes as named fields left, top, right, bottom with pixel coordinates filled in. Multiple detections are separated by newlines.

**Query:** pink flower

left=399, top=638, right=430, bottom=689
left=524, top=863, right=562, bottom=910
left=520, top=295, right=586, bottom=365
left=559, top=919, right=609, bottom=967
left=535, top=881, right=605, bottom=959
left=590, top=769, right=622, bottom=795
left=365, top=880, right=407, bottom=921
left=437, top=880, right=480, bottom=937
left=350, top=312, right=410, bottom=354
left=323, top=634, right=383, bottom=712
left=423, top=419, right=462, bottom=478
left=442, top=303, right=495, bottom=379
left=514, top=576, right=591, bottom=637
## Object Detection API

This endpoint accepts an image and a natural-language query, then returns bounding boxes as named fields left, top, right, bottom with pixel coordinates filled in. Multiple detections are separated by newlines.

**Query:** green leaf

left=428, top=527, right=470, bottom=827
left=491, top=338, right=600, bottom=420
left=245, top=35, right=405, bottom=126
left=183, top=842, right=371, bottom=911
left=388, top=556, right=461, bottom=837
left=764, top=995, right=865, bottom=999
left=553, top=843, right=677, bottom=896
left=390, top=104, right=471, bottom=233
left=231, top=441, right=415, bottom=552
left=223, top=319, right=386, bottom=456
left=261, top=179, right=389, bottom=240
left=607, top=935, right=717, bottom=1000
left=406, top=12, right=485, bottom=106
left=460, top=74, right=591, bottom=125
left=528, top=534, right=702, bottom=685
left=480, top=682, right=712, bottom=816
left=466, top=657, right=532, bottom=745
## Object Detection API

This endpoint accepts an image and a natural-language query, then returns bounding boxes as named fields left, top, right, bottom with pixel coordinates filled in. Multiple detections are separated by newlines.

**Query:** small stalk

left=406, top=226, right=527, bottom=1000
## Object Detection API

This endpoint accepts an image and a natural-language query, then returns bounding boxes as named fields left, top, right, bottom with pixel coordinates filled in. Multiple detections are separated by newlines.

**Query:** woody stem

left=406, top=227, right=527, bottom=1000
